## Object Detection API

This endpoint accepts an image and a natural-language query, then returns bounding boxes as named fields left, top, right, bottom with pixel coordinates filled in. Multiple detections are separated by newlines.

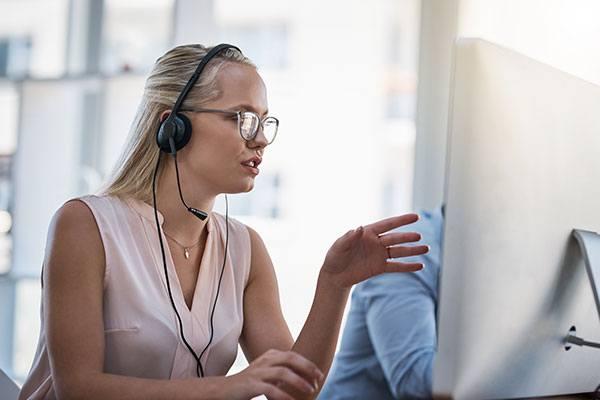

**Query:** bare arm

left=240, top=216, right=428, bottom=399
left=290, top=272, right=349, bottom=389
left=239, top=228, right=348, bottom=400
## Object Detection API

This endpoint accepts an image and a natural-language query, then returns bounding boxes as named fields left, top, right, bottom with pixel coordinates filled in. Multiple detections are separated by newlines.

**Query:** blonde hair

left=99, top=44, right=255, bottom=203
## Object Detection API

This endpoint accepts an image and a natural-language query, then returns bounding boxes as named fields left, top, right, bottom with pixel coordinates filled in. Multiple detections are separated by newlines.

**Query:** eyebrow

left=227, top=104, right=269, bottom=117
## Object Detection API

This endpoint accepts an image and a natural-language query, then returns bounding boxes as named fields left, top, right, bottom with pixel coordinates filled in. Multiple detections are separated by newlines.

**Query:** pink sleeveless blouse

left=19, top=195, right=251, bottom=399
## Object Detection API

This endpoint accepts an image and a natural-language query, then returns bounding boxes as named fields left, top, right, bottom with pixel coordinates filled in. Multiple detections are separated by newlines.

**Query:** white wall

left=459, top=0, right=600, bottom=86
left=412, top=0, right=459, bottom=211
left=413, top=0, right=600, bottom=210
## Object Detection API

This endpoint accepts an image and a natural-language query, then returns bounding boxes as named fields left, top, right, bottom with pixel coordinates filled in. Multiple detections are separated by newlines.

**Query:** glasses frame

left=179, top=107, right=279, bottom=144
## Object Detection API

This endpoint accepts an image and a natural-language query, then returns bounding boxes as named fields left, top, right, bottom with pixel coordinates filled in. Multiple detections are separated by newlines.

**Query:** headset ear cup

left=157, top=120, right=173, bottom=153
left=156, top=113, right=192, bottom=153
left=176, top=113, right=192, bottom=151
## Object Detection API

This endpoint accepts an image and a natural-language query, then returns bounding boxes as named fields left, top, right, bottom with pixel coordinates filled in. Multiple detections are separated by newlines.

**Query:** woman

left=19, top=44, right=428, bottom=400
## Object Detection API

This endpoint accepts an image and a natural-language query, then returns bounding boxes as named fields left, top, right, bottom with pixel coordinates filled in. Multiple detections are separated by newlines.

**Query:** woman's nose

left=248, top=126, right=269, bottom=148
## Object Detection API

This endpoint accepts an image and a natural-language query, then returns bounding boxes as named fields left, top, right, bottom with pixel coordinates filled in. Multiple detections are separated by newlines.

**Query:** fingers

left=258, top=382, right=295, bottom=400
left=263, top=367, right=317, bottom=396
left=367, top=213, right=419, bottom=235
left=385, top=261, right=424, bottom=273
left=387, top=244, right=429, bottom=259
left=379, top=231, right=421, bottom=247
left=250, top=350, right=323, bottom=398
left=269, top=350, right=323, bottom=383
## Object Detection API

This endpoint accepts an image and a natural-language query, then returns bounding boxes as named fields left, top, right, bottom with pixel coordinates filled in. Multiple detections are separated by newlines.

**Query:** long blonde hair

left=100, top=44, right=255, bottom=203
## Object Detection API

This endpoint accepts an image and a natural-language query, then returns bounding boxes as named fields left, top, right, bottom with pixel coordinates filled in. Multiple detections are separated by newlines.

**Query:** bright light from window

left=0, top=210, right=11, bottom=233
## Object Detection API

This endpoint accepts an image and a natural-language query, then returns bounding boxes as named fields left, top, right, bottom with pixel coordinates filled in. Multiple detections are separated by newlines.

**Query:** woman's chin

left=226, top=179, right=255, bottom=194
left=241, top=179, right=255, bottom=193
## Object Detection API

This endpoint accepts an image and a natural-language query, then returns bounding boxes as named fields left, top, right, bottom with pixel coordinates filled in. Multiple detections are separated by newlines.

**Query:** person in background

left=318, top=206, right=444, bottom=399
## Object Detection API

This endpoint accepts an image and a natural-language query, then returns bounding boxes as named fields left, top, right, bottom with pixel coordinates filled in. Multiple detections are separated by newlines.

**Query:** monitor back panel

left=433, top=38, right=600, bottom=399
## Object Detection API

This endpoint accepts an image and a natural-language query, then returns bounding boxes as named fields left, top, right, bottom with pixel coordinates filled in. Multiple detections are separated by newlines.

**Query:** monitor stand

left=565, top=230, right=600, bottom=350
left=433, top=229, right=600, bottom=399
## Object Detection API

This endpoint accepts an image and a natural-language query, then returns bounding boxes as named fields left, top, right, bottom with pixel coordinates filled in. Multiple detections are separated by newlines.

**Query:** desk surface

left=434, top=394, right=594, bottom=399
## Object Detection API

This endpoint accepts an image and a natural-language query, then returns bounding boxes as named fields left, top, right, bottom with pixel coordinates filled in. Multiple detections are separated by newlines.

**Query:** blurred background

left=0, top=0, right=599, bottom=385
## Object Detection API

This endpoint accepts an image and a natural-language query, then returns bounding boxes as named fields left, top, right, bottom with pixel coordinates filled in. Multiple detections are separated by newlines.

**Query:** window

left=0, top=156, right=12, bottom=275
left=219, top=24, right=289, bottom=70
left=101, top=0, right=174, bottom=74
left=385, top=88, right=416, bottom=119
left=0, top=0, right=70, bottom=78
left=227, top=172, right=282, bottom=219
left=0, top=36, right=32, bottom=78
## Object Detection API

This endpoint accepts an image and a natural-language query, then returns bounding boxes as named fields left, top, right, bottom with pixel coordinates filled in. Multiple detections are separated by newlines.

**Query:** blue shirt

left=318, top=208, right=443, bottom=399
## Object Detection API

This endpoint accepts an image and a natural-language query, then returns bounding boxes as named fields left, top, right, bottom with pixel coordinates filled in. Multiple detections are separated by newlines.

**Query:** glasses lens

left=262, top=117, right=279, bottom=144
left=240, top=112, right=259, bottom=140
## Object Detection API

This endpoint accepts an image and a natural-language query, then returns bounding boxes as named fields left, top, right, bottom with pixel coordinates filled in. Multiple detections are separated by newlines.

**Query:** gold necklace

left=163, top=231, right=203, bottom=259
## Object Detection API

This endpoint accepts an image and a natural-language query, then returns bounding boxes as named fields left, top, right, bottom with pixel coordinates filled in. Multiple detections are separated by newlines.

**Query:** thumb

left=344, top=226, right=364, bottom=243
left=331, top=226, right=363, bottom=252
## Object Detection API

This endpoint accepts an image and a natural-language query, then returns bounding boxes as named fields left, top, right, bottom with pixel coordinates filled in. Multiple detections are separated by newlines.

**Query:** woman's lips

left=241, top=157, right=261, bottom=175
left=241, top=163, right=260, bottom=175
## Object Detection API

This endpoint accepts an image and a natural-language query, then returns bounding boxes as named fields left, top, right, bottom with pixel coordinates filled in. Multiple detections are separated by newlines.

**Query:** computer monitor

left=0, top=367, right=19, bottom=400
left=433, top=38, right=600, bottom=399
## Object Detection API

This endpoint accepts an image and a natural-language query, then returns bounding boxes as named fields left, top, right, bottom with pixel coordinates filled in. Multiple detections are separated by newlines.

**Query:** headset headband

left=167, top=43, right=241, bottom=122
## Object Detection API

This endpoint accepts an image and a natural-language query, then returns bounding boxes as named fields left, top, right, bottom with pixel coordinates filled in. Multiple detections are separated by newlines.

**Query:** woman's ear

left=159, top=110, right=171, bottom=122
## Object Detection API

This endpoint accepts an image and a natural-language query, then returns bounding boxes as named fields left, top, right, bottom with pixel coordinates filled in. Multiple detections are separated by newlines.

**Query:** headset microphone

left=189, top=207, right=208, bottom=220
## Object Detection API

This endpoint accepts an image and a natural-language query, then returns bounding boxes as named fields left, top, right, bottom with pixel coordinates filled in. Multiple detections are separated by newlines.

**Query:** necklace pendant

left=184, top=248, right=190, bottom=259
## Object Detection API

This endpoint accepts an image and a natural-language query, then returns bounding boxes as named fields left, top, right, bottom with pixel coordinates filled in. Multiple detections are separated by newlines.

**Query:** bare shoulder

left=43, top=199, right=105, bottom=285
left=50, top=199, right=104, bottom=253
left=244, top=225, right=270, bottom=258
left=53, top=198, right=95, bottom=224
left=245, top=225, right=263, bottom=246
left=243, top=224, right=276, bottom=284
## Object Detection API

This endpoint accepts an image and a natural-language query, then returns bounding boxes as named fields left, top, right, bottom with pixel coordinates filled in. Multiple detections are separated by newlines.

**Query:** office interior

left=1, top=0, right=600, bottom=398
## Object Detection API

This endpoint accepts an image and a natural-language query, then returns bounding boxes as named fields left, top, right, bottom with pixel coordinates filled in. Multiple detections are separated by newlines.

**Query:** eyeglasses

left=179, top=107, right=279, bottom=145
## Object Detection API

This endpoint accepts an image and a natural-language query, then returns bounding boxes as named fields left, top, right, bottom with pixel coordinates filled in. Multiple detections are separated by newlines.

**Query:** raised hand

left=320, top=214, right=429, bottom=288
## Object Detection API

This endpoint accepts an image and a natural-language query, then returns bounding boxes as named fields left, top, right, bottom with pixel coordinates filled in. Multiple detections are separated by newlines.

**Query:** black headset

left=152, top=44, right=241, bottom=378
left=156, top=43, right=241, bottom=155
